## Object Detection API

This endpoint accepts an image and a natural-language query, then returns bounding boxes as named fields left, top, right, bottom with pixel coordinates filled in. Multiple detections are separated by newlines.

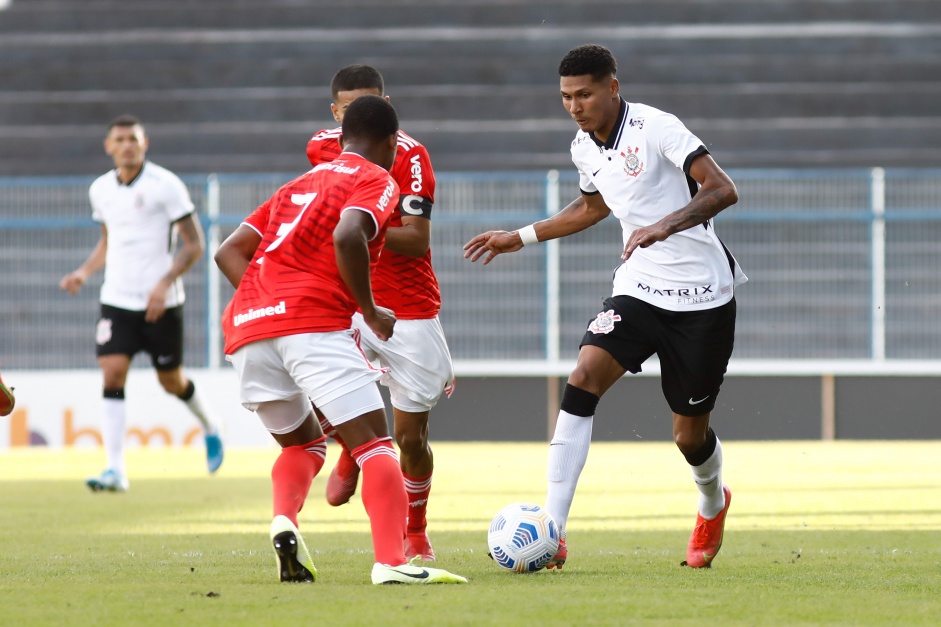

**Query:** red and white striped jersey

left=307, top=127, right=442, bottom=319
left=222, top=153, right=399, bottom=354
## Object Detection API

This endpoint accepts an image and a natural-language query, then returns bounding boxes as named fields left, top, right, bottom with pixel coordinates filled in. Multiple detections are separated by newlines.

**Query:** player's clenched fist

left=362, top=306, right=396, bottom=342
left=58, top=271, right=87, bottom=295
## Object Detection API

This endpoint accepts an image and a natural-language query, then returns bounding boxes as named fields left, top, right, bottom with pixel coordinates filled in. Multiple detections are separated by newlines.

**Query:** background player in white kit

left=306, top=65, right=454, bottom=561
left=59, top=115, right=223, bottom=492
left=465, top=44, right=746, bottom=570
left=214, top=95, right=466, bottom=585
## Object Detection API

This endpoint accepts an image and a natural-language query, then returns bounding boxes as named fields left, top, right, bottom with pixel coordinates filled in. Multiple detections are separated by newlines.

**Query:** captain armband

left=400, top=194, right=433, bottom=219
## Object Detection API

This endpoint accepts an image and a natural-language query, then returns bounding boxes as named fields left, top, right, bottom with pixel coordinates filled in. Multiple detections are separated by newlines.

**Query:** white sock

left=691, top=437, right=725, bottom=519
left=545, top=410, right=593, bottom=534
left=182, top=385, right=218, bottom=435
left=102, top=398, right=126, bottom=474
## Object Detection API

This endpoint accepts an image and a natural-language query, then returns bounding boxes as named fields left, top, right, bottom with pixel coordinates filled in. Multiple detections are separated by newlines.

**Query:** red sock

left=352, top=437, right=407, bottom=566
left=403, top=472, right=432, bottom=534
left=271, top=436, right=327, bottom=526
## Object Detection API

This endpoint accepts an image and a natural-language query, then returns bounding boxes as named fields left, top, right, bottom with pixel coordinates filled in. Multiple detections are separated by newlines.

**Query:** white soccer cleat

left=270, top=515, right=316, bottom=583
left=371, top=558, right=468, bottom=585
left=86, top=468, right=129, bottom=493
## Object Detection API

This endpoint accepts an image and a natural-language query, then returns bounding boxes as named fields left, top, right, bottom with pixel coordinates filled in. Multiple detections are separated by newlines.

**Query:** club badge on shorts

left=96, top=318, right=113, bottom=345
left=588, top=309, right=621, bottom=334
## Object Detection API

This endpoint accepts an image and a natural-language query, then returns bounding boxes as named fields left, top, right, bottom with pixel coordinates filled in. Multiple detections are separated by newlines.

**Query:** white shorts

left=227, top=331, right=385, bottom=431
left=351, top=313, right=455, bottom=413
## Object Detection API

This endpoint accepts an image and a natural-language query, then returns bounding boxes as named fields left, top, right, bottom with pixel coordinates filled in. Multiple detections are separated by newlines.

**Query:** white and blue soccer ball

left=487, top=502, right=560, bottom=573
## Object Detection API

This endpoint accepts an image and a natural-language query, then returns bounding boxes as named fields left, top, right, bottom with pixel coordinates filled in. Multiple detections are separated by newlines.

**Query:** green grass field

left=1, top=441, right=939, bottom=626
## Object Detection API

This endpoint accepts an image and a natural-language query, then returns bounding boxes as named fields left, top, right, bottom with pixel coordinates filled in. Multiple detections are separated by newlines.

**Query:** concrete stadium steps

left=5, top=51, right=940, bottom=92
left=4, top=120, right=941, bottom=175
left=8, top=0, right=941, bottom=29
left=4, top=0, right=941, bottom=32
left=1, top=1, right=939, bottom=174
left=2, top=82, right=939, bottom=125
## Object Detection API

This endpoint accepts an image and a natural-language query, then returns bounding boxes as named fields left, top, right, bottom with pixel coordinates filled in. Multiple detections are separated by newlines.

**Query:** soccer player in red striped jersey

left=215, top=96, right=465, bottom=585
left=306, top=65, right=454, bottom=562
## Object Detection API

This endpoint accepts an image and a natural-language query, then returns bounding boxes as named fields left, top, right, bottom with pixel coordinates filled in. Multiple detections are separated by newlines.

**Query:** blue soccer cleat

left=205, top=433, right=224, bottom=474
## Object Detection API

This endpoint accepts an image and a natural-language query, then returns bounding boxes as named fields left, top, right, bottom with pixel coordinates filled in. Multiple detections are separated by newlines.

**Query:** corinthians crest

left=620, top=146, right=644, bottom=177
left=588, top=309, right=621, bottom=334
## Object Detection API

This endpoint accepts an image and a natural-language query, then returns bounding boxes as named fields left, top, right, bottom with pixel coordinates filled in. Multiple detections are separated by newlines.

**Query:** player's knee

left=394, top=427, right=428, bottom=457
left=161, top=377, right=189, bottom=397
left=677, top=427, right=717, bottom=464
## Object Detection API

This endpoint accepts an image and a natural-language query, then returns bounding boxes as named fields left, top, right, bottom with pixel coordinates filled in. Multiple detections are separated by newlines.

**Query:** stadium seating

left=1, top=0, right=940, bottom=175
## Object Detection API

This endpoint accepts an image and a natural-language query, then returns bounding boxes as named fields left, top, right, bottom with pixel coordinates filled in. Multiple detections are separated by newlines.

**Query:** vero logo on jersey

left=409, top=154, right=424, bottom=192
left=233, top=301, right=287, bottom=327
left=377, top=181, right=396, bottom=212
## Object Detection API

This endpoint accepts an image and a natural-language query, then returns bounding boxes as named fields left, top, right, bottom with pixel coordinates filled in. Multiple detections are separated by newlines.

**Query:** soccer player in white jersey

left=306, top=65, right=454, bottom=561
left=464, top=44, right=746, bottom=569
left=59, top=115, right=223, bottom=492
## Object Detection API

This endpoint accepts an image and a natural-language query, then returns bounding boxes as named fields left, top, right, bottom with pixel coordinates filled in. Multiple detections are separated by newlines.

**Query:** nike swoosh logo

left=689, top=396, right=710, bottom=405
left=592, top=168, right=602, bottom=176
left=388, top=568, right=429, bottom=579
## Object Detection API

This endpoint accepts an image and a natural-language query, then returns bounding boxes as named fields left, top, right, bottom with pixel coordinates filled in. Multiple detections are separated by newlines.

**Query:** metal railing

left=2, top=168, right=941, bottom=372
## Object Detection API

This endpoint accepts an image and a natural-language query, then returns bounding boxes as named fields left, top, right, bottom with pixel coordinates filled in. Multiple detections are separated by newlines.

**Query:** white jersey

left=89, top=161, right=194, bottom=311
left=571, top=99, right=747, bottom=312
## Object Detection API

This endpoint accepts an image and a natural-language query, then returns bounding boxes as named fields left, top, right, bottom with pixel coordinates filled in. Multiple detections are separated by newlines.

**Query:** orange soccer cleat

left=684, top=485, right=732, bottom=568
left=545, top=534, right=567, bottom=570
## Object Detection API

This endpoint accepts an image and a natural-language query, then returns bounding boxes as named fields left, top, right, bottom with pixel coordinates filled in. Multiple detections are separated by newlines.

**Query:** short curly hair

left=341, top=94, right=398, bottom=142
left=331, top=64, right=384, bottom=99
left=558, top=44, right=617, bottom=82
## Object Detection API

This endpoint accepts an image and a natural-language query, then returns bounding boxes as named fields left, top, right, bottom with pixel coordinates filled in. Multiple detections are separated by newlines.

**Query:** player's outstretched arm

left=463, top=195, right=610, bottom=265
left=59, top=224, right=108, bottom=295
left=622, top=154, right=738, bottom=260
left=214, top=224, right=262, bottom=289
left=334, top=210, right=395, bottom=341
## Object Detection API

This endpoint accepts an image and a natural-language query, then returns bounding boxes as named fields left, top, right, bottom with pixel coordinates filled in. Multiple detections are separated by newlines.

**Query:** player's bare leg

left=395, top=408, right=436, bottom=560
left=676, top=412, right=730, bottom=568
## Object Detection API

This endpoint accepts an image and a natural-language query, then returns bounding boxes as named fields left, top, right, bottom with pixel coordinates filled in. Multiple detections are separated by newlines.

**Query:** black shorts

left=95, top=304, right=185, bottom=371
left=579, top=295, right=736, bottom=416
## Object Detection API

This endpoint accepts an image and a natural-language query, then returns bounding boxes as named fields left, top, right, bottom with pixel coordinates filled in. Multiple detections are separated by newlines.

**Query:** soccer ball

left=487, top=502, right=560, bottom=573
